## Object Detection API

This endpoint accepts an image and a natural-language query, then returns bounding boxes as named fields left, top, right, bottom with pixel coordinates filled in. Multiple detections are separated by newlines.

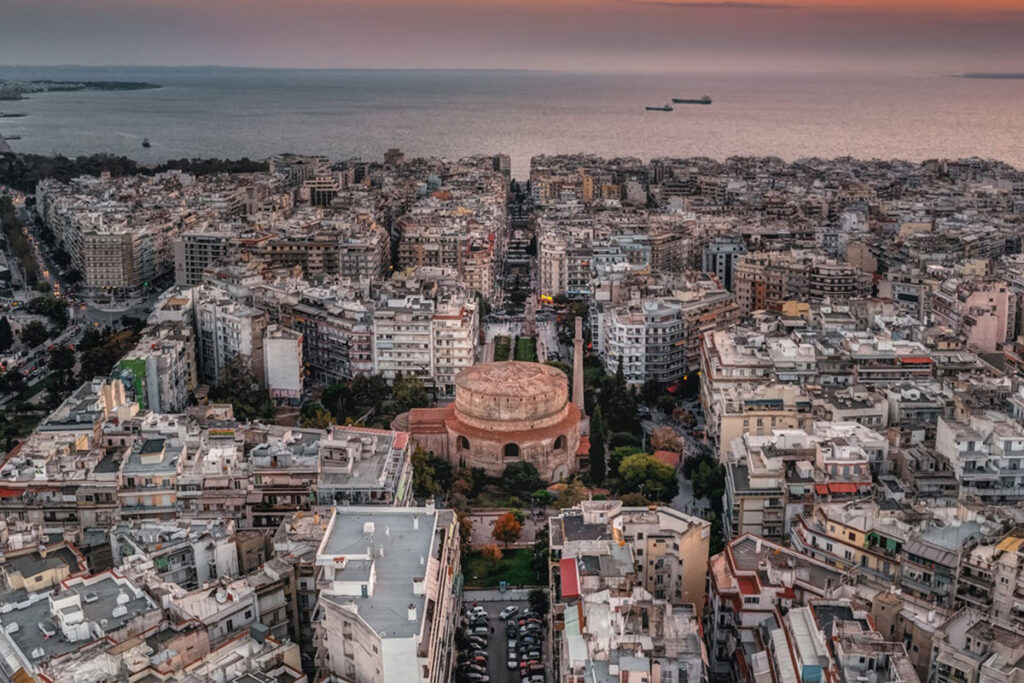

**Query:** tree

left=492, top=512, right=522, bottom=546
left=609, top=445, right=643, bottom=479
left=20, top=321, right=49, bottom=348
left=529, top=589, right=549, bottom=617
left=351, top=373, right=389, bottom=408
left=651, top=426, right=682, bottom=453
left=411, top=447, right=454, bottom=499
left=0, top=316, right=12, bottom=352
left=555, top=479, right=587, bottom=509
left=209, top=355, right=273, bottom=421
left=617, top=452, right=679, bottom=502
left=458, top=514, right=474, bottom=546
left=50, top=346, right=76, bottom=394
left=603, top=356, right=638, bottom=433
left=392, top=375, right=430, bottom=413
left=503, top=461, right=543, bottom=497
left=481, top=543, right=503, bottom=567
left=589, top=404, right=607, bottom=484
left=620, top=492, right=652, bottom=506
left=320, top=383, right=355, bottom=422
left=300, top=402, right=334, bottom=429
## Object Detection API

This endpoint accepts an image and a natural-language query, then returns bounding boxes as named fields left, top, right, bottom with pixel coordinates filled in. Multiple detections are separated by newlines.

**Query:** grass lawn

left=514, top=337, right=537, bottom=362
left=470, top=491, right=525, bottom=508
left=464, top=548, right=544, bottom=588
left=493, top=336, right=512, bottom=361
left=18, top=373, right=55, bottom=401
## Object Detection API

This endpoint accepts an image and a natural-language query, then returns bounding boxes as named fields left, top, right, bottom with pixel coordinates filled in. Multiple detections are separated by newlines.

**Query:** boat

left=142, top=138, right=151, bottom=148
left=2, top=135, right=21, bottom=140
left=0, top=112, right=27, bottom=118
left=672, top=95, right=712, bottom=105
left=645, top=104, right=673, bottom=111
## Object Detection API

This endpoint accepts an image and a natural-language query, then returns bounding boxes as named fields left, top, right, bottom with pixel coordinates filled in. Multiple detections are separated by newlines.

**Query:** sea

left=1, top=65, right=1023, bottom=178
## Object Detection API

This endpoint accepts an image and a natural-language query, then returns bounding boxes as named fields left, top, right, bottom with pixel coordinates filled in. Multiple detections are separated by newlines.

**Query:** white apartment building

left=936, top=411, right=1024, bottom=503
left=194, top=285, right=269, bottom=386
left=314, top=505, right=461, bottom=683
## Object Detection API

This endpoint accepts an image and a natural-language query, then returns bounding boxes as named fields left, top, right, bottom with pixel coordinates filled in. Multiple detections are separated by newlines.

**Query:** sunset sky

left=2, top=0, right=1023, bottom=72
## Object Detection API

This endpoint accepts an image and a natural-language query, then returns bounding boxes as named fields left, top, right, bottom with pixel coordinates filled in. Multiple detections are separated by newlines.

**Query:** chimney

left=407, top=603, right=417, bottom=622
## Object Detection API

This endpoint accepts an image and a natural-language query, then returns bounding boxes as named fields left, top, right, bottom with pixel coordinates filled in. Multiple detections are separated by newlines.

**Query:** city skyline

left=2, top=0, right=1023, bottom=72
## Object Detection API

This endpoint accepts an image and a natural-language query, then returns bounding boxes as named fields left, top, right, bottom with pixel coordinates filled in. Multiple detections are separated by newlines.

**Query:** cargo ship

left=672, top=95, right=712, bottom=105
left=645, top=104, right=673, bottom=111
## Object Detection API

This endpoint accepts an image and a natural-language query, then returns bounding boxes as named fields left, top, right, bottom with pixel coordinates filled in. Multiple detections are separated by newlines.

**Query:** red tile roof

left=560, top=558, right=580, bottom=599
left=652, top=450, right=681, bottom=467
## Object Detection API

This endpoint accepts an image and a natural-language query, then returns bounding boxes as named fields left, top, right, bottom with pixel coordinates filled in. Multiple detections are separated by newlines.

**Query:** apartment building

left=314, top=505, right=461, bottom=683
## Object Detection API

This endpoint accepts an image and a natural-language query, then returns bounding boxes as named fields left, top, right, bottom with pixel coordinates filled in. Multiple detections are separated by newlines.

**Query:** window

left=503, top=443, right=520, bottom=459
left=554, top=435, right=566, bottom=451
left=458, top=436, right=470, bottom=450
left=244, top=610, right=252, bottom=619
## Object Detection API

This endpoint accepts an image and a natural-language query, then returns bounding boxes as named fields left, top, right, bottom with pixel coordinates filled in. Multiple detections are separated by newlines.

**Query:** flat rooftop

left=319, top=506, right=444, bottom=639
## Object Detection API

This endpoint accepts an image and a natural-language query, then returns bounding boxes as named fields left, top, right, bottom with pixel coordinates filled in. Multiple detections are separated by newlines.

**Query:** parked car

left=499, top=605, right=520, bottom=620
left=464, top=674, right=489, bottom=683
left=507, top=657, right=519, bottom=670
left=507, top=639, right=517, bottom=651
left=468, top=636, right=487, bottom=648
left=463, top=664, right=487, bottom=674
left=505, top=623, right=517, bottom=638
left=470, top=649, right=488, bottom=658
left=471, top=626, right=490, bottom=635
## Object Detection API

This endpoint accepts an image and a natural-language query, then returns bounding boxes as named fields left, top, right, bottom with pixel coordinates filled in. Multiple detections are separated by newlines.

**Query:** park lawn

left=470, top=491, right=525, bottom=508
left=464, top=548, right=544, bottom=588
left=493, top=336, right=512, bottom=361
left=514, top=337, right=537, bottom=362
left=15, top=374, right=55, bottom=403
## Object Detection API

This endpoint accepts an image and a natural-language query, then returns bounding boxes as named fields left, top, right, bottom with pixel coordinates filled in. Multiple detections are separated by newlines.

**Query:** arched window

left=554, top=435, right=566, bottom=451
left=457, top=435, right=470, bottom=451
left=503, top=443, right=520, bottom=459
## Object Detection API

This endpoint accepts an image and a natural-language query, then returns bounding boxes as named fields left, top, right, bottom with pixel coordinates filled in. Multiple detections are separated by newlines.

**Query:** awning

left=899, top=356, right=932, bottom=364
left=814, top=484, right=830, bottom=495
left=0, top=487, right=24, bottom=498
left=828, top=483, right=859, bottom=494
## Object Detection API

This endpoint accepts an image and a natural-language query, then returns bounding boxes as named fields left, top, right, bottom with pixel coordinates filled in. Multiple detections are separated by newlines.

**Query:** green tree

left=392, top=374, right=430, bottom=413
left=50, top=346, right=76, bottom=394
left=351, top=373, right=389, bottom=407
left=300, top=401, right=334, bottom=429
left=321, top=383, right=355, bottom=422
left=528, top=588, right=549, bottom=618
left=20, top=321, right=49, bottom=348
left=411, top=448, right=454, bottom=499
left=0, top=316, right=12, bottom=352
left=603, top=357, right=638, bottom=433
left=609, top=445, right=643, bottom=479
left=210, top=356, right=273, bottom=421
left=589, top=404, right=607, bottom=484
left=503, top=461, right=544, bottom=497
left=617, top=452, right=679, bottom=502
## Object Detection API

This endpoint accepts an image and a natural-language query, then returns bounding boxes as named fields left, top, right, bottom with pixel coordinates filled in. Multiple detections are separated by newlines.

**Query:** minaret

left=572, top=316, right=585, bottom=413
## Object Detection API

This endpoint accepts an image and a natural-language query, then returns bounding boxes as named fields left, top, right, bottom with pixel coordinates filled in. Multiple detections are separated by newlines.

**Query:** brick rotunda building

left=396, top=361, right=583, bottom=481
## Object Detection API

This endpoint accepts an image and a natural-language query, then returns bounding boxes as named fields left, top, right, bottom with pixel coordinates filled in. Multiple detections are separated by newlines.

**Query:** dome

left=454, top=361, right=568, bottom=426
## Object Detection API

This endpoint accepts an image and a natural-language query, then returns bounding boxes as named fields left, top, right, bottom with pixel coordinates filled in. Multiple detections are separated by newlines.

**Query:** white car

left=499, top=605, right=520, bottom=620
left=468, top=606, right=488, bottom=618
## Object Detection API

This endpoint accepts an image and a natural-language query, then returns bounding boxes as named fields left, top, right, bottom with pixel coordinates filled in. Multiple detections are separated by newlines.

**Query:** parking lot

left=457, top=597, right=547, bottom=683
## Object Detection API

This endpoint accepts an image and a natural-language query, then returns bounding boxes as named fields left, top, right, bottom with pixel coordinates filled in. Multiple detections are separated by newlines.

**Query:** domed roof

left=455, top=361, right=566, bottom=396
